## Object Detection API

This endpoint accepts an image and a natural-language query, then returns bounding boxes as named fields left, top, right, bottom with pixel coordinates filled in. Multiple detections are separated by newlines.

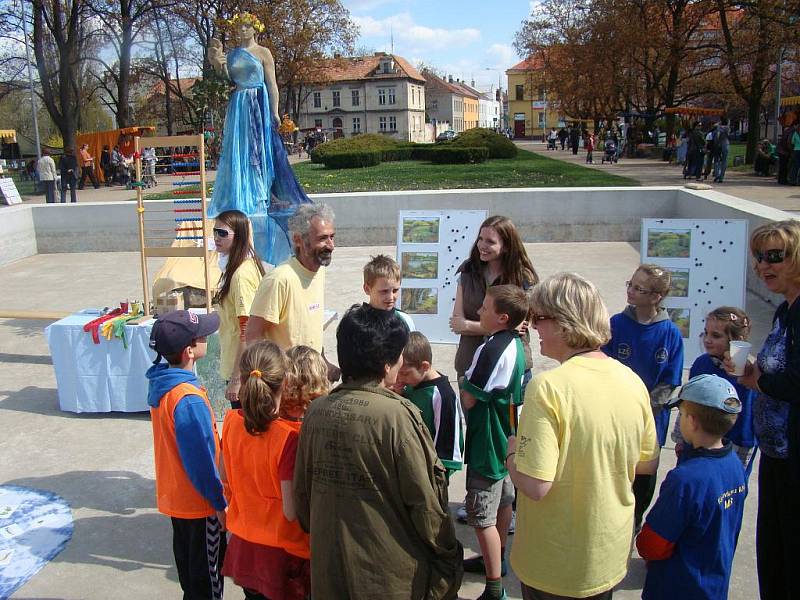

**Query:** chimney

left=448, top=75, right=453, bottom=83
left=471, top=79, right=475, bottom=87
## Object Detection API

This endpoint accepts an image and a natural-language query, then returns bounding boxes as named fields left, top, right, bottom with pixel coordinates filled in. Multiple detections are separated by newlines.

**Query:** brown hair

left=282, top=345, right=330, bottom=417
left=706, top=306, right=751, bottom=342
left=683, top=401, right=738, bottom=437
left=750, top=220, right=800, bottom=284
left=363, top=254, right=401, bottom=286
left=468, top=215, right=539, bottom=287
left=238, top=341, right=288, bottom=435
left=402, top=331, right=433, bottom=367
left=486, top=285, right=529, bottom=330
left=636, top=264, right=672, bottom=296
left=214, top=210, right=265, bottom=305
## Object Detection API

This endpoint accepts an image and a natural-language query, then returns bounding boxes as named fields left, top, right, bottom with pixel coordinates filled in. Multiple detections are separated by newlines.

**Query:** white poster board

left=397, top=210, right=487, bottom=344
left=0, top=177, right=21, bottom=205
left=641, top=218, right=748, bottom=366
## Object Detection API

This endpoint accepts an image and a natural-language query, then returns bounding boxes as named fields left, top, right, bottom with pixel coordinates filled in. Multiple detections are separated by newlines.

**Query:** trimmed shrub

left=310, top=133, right=399, bottom=164
left=321, top=150, right=382, bottom=169
left=382, top=147, right=414, bottom=161
left=429, top=146, right=489, bottom=164
left=451, top=128, right=517, bottom=159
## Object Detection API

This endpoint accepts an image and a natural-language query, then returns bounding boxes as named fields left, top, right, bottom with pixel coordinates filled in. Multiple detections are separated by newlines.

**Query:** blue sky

left=341, top=0, right=535, bottom=90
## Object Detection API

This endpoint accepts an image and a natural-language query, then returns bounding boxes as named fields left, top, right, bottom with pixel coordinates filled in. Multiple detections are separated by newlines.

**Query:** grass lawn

left=142, top=148, right=637, bottom=199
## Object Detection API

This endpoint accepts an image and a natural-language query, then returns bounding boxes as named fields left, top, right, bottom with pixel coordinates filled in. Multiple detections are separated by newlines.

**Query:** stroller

left=547, top=136, right=557, bottom=150
left=601, top=138, right=618, bottom=164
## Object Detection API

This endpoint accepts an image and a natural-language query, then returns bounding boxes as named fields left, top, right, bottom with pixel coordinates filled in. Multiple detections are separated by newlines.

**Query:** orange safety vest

left=150, top=382, right=220, bottom=519
left=222, top=411, right=309, bottom=559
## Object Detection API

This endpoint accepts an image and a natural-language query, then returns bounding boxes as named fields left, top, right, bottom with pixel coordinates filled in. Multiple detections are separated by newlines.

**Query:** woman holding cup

left=728, top=220, right=800, bottom=600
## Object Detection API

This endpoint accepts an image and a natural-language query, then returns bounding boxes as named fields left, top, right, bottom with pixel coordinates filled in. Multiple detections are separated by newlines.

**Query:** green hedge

left=429, top=146, right=489, bottom=164
left=320, top=150, right=382, bottom=169
left=310, top=133, right=399, bottom=163
left=452, top=128, right=517, bottom=159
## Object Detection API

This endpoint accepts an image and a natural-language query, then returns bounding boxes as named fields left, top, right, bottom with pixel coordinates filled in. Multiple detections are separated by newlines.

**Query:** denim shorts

left=465, top=468, right=514, bottom=528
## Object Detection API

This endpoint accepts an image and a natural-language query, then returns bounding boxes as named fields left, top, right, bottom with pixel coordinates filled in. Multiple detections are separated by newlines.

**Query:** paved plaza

left=0, top=241, right=768, bottom=599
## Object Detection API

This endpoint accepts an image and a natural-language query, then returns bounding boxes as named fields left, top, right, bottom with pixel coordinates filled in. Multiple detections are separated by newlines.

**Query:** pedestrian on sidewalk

left=36, top=148, right=57, bottom=204
left=585, top=132, right=595, bottom=164
left=78, top=144, right=100, bottom=189
left=570, top=127, right=580, bottom=155
left=558, top=127, right=568, bottom=150
left=712, top=118, right=731, bottom=183
left=777, top=119, right=795, bottom=185
left=59, top=148, right=79, bottom=203
left=789, top=124, right=800, bottom=186
left=686, top=122, right=705, bottom=180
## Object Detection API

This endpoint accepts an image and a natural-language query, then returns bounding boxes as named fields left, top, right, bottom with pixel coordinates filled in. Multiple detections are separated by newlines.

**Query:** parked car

left=436, top=130, right=457, bottom=142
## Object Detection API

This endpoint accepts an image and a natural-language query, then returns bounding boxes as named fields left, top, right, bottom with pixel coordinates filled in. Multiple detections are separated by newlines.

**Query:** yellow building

left=506, top=57, right=563, bottom=139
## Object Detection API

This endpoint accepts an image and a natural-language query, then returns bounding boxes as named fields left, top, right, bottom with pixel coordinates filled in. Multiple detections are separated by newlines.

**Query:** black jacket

left=758, top=297, right=800, bottom=480
left=59, top=154, right=78, bottom=177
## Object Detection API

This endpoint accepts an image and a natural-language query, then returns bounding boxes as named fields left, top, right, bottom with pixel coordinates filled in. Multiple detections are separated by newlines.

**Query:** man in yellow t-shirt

left=247, top=204, right=339, bottom=376
left=506, top=272, right=660, bottom=600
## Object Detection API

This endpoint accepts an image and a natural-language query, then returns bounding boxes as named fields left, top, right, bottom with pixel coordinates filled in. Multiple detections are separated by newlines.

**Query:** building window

left=351, top=90, right=360, bottom=106
left=313, top=92, right=321, bottom=108
left=538, top=88, right=546, bottom=101
left=538, top=112, right=545, bottom=127
left=314, top=118, right=323, bottom=128
left=378, top=89, right=386, bottom=105
left=515, top=85, right=524, bottom=101
left=389, top=116, right=397, bottom=131
left=332, top=91, right=340, bottom=107
left=431, top=99, right=438, bottom=110
left=353, top=117, right=361, bottom=133
left=379, top=116, right=387, bottom=131
left=388, top=89, right=396, bottom=105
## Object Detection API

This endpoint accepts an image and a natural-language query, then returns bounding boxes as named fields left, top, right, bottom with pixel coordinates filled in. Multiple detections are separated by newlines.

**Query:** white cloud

left=344, top=0, right=401, bottom=11
left=352, top=12, right=481, bottom=51
left=486, top=44, right=515, bottom=70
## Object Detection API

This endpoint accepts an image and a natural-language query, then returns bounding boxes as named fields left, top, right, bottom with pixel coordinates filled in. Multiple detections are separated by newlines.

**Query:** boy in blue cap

left=147, top=310, right=227, bottom=600
left=636, top=374, right=747, bottom=600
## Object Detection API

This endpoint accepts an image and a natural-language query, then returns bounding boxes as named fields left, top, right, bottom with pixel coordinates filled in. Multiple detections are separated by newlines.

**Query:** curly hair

left=282, top=345, right=330, bottom=417
left=238, top=341, right=288, bottom=435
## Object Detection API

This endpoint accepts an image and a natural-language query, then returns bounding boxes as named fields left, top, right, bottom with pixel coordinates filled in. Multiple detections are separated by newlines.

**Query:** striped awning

left=0, top=129, right=17, bottom=142
left=664, top=107, right=724, bottom=116
left=781, top=96, right=800, bottom=107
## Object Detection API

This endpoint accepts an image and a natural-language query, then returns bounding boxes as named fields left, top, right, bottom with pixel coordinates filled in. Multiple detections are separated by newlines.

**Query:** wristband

left=505, top=452, right=516, bottom=463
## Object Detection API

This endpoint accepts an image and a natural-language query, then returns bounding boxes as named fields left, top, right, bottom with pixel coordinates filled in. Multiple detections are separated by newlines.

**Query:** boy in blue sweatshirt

left=147, top=310, right=226, bottom=600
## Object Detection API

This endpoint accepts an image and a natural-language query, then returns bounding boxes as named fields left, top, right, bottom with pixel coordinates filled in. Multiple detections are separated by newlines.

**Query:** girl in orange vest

left=220, top=341, right=329, bottom=600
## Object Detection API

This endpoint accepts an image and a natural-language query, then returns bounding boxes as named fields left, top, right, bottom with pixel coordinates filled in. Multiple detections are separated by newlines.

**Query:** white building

left=474, top=83, right=503, bottom=131
left=298, top=53, right=427, bottom=142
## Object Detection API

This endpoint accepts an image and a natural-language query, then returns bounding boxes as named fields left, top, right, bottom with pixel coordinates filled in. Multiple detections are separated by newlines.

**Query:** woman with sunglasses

left=727, top=220, right=800, bottom=599
left=213, top=210, right=266, bottom=408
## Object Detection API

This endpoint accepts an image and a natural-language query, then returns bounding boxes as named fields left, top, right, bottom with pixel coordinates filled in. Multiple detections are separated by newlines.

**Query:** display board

left=397, top=210, right=487, bottom=344
left=640, top=218, right=748, bottom=366
left=0, top=177, right=21, bottom=205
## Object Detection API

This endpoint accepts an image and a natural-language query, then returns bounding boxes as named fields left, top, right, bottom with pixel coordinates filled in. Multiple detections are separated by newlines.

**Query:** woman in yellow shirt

left=213, top=210, right=265, bottom=408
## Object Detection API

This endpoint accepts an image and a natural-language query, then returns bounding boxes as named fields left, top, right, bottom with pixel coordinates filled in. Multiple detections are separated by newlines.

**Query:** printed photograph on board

left=401, top=288, right=438, bottom=314
left=401, top=252, right=438, bottom=280
left=647, top=228, right=691, bottom=258
left=667, top=308, right=691, bottom=338
left=402, top=217, right=440, bottom=244
left=667, top=268, right=690, bottom=297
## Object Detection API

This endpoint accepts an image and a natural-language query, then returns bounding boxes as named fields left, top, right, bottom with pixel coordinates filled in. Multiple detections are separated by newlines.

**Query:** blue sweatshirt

left=146, top=362, right=226, bottom=511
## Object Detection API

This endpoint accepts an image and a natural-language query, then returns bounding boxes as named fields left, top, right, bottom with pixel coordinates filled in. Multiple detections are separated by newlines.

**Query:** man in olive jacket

left=294, top=304, right=463, bottom=599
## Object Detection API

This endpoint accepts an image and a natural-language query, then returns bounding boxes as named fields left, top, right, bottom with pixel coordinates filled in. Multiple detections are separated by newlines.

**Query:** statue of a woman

left=207, top=13, right=310, bottom=265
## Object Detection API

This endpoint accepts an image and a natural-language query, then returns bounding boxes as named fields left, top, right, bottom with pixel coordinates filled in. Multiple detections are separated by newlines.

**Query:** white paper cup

left=729, top=341, right=752, bottom=376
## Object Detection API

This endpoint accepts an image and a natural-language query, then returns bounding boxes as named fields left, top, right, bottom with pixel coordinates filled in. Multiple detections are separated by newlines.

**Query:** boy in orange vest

left=147, top=310, right=227, bottom=600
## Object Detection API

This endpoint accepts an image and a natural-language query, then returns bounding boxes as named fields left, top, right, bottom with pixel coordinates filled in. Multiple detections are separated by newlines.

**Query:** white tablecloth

left=45, top=312, right=157, bottom=413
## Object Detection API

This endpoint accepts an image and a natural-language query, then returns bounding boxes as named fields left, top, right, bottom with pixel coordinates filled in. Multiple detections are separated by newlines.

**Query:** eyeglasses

left=753, top=249, right=785, bottom=264
left=626, top=281, right=655, bottom=294
left=213, top=228, right=232, bottom=238
left=532, top=315, right=553, bottom=324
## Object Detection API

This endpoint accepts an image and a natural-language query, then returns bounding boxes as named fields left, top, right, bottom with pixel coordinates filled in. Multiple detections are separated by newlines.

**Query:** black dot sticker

left=701, top=231, right=705, bottom=235
left=722, top=249, right=726, bottom=253
left=713, top=277, right=718, bottom=280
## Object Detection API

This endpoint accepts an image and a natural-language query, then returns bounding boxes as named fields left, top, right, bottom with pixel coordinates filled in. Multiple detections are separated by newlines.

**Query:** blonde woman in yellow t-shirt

left=213, top=210, right=265, bottom=408
left=505, top=272, right=659, bottom=600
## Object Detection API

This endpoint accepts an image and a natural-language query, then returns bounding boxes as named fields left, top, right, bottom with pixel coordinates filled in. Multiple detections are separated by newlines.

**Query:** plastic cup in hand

left=729, top=341, right=752, bottom=376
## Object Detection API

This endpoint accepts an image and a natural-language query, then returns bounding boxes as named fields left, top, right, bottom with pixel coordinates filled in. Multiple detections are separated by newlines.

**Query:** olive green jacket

left=293, top=380, right=463, bottom=599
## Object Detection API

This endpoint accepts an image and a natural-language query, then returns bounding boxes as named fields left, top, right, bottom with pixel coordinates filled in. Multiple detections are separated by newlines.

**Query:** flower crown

left=226, top=12, right=264, bottom=32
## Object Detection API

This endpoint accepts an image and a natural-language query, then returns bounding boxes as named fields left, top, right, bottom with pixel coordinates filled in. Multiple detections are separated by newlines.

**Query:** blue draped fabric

left=209, top=47, right=311, bottom=265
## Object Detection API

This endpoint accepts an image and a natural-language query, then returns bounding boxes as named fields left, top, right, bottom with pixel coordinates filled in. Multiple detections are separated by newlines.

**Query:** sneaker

left=463, top=555, right=508, bottom=577
left=508, top=510, right=516, bottom=535
left=477, top=588, right=508, bottom=600
left=456, top=504, right=468, bottom=523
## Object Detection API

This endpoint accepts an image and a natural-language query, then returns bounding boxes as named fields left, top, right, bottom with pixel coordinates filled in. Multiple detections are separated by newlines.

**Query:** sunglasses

left=213, top=228, right=232, bottom=238
left=532, top=314, right=553, bottom=323
left=753, top=249, right=785, bottom=264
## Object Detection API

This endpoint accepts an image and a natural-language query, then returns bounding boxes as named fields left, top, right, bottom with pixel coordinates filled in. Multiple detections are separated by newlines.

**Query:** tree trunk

left=116, top=10, right=133, bottom=127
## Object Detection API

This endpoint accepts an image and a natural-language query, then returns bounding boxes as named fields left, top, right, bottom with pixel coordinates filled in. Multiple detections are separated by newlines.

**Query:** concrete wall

left=319, top=187, right=679, bottom=246
left=32, top=201, right=142, bottom=253
left=0, top=205, right=37, bottom=267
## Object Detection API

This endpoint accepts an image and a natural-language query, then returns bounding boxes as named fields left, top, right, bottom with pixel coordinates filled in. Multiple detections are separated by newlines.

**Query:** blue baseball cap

left=668, top=374, right=741, bottom=414
left=150, top=310, right=219, bottom=362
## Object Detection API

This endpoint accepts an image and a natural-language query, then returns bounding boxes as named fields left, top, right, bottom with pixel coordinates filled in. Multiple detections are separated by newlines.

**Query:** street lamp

left=20, top=0, right=41, bottom=162
left=483, top=67, right=504, bottom=131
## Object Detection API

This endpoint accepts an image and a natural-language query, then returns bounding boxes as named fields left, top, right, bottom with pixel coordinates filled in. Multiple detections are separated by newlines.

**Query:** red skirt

left=222, top=534, right=310, bottom=600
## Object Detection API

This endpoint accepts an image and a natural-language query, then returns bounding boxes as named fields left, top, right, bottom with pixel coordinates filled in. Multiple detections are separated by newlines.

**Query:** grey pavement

left=518, top=141, right=800, bottom=213
left=0, top=242, right=765, bottom=599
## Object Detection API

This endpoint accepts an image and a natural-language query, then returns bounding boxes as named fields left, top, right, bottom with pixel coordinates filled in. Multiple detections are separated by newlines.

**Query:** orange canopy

left=75, top=126, right=155, bottom=182
left=664, top=107, right=725, bottom=116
